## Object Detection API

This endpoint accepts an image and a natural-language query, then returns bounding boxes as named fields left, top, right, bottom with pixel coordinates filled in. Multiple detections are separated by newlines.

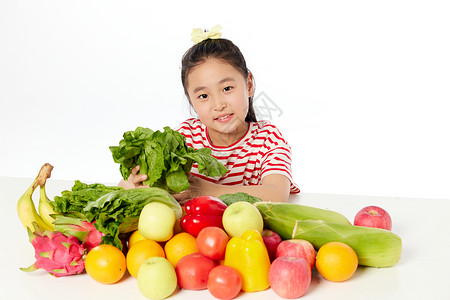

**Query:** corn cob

left=255, top=202, right=402, bottom=268
left=253, top=202, right=352, bottom=225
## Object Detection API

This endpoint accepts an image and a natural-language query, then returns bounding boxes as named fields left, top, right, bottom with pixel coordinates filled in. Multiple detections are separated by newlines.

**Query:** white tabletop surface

left=2, top=176, right=449, bottom=299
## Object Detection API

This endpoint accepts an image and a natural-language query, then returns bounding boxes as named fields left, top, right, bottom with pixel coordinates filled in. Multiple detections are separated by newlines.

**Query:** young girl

left=121, top=27, right=300, bottom=202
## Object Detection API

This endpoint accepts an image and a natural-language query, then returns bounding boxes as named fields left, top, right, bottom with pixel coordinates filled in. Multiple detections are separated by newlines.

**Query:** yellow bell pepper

left=224, top=229, right=271, bottom=292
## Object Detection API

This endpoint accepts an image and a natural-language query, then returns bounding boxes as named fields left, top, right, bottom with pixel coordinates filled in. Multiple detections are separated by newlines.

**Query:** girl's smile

left=215, top=113, right=234, bottom=122
left=186, top=58, right=254, bottom=146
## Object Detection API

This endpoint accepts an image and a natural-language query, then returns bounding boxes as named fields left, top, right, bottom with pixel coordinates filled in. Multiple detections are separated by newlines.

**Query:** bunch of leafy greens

left=218, top=192, right=262, bottom=206
left=51, top=181, right=182, bottom=250
left=52, top=180, right=122, bottom=213
left=109, top=126, right=228, bottom=193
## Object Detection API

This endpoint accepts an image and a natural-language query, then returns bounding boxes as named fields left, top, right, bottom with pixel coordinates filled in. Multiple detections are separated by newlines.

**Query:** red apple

left=261, top=229, right=282, bottom=261
left=269, top=257, right=311, bottom=299
left=354, top=205, right=392, bottom=231
left=175, top=253, right=217, bottom=290
left=276, top=239, right=316, bottom=270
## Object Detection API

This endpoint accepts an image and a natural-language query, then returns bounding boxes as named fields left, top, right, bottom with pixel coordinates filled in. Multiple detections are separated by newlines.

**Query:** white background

left=1, top=0, right=449, bottom=199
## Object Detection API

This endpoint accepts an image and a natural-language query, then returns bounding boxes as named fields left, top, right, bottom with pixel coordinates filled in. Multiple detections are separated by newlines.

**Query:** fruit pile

left=17, top=164, right=402, bottom=300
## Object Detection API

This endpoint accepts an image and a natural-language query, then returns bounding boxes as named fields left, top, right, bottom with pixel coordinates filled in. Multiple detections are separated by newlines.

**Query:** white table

left=2, top=176, right=449, bottom=299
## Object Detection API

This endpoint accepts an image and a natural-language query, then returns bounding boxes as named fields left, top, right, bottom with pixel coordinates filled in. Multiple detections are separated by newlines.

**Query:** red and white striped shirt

left=176, top=118, right=300, bottom=194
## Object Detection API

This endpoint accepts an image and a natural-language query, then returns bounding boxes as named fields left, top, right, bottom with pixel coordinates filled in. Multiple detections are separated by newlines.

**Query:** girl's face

left=186, top=58, right=254, bottom=147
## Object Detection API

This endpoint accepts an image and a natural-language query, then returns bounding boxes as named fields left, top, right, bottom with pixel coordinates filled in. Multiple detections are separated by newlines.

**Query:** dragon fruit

left=20, top=223, right=85, bottom=277
left=53, top=216, right=105, bottom=251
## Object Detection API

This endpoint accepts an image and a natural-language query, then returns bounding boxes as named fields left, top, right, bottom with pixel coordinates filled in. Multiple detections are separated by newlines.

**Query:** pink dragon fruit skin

left=82, top=221, right=105, bottom=251
left=53, top=216, right=105, bottom=251
left=21, top=224, right=85, bottom=277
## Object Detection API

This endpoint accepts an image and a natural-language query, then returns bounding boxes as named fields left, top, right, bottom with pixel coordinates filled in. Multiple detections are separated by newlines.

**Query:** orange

left=315, top=242, right=358, bottom=282
left=164, top=232, right=198, bottom=267
left=85, top=244, right=127, bottom=284
left=128, top=230, right=148, bottom=249
left=126, top=239, right=165, bottom=278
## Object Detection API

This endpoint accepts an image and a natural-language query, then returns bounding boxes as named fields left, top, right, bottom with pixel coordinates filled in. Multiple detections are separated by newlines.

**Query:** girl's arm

left=172, top=174, right=291, bottom=203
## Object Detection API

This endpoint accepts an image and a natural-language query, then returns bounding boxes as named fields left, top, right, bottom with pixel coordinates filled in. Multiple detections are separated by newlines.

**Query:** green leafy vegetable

left=109, top=126, right=228, bottom=193
left=51, top=181, right=182, bottom=250
left=218, top=192, right=262, bottom=206
left=52, top=180, right=123, bottom=214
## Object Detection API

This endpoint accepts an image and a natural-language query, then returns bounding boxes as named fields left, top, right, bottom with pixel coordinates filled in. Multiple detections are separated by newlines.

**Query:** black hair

left=181, top=38, right=257, bottom=122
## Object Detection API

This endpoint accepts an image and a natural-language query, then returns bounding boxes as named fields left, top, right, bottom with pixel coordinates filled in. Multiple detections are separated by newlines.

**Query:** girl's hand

left=171, top=175, right=206, bottom=203
left=171, top=190, right=191, bottom=204
left=118, top=165, right=149, bottom=190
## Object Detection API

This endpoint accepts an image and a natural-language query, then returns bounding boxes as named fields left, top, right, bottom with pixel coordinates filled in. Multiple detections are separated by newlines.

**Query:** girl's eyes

left=197, top=86, right=233, bottom=100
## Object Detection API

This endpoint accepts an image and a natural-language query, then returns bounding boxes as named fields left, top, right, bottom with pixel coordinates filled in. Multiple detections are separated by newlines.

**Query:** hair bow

left=191, top=25, right=222, bottom=44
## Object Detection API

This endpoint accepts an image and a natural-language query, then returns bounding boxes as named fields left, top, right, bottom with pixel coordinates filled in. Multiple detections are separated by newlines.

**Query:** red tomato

left=207, top=265, right=242, bottom=300
left=175, top=253, right=217, bottom=290
left=196, top=227, right=229, bottom=260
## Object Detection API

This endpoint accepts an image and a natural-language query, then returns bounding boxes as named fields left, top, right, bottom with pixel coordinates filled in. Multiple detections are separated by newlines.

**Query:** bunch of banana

left=17, top=163, right=58, bottom=231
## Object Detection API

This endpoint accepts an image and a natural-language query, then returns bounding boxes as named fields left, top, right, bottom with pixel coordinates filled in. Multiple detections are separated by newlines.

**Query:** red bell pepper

left=180, top=196, right=227, bottom=237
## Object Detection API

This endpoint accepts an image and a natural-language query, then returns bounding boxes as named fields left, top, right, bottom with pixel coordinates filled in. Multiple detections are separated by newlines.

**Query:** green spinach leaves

left=110, top=127, right=227, bottom=193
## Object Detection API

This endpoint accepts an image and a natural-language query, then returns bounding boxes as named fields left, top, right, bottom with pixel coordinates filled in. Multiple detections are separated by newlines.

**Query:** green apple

left=138, top=201, right=176, bottom=242
left=137, top=257, right=177, bottom=300
left=222, top=201, right=264, bottom=237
